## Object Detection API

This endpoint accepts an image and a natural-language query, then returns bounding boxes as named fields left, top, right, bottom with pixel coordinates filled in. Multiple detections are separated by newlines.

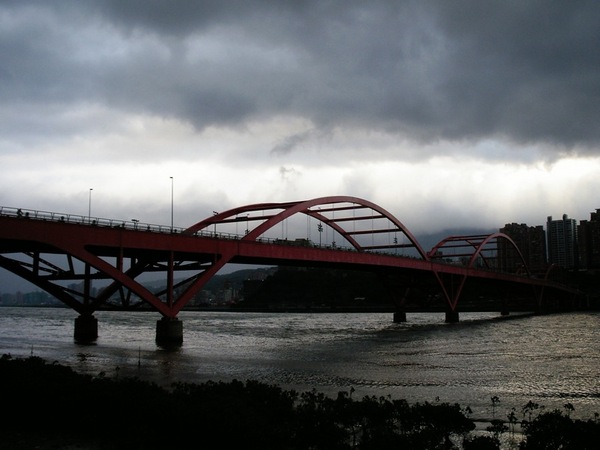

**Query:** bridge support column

left=74, top=314, right=98, bottom=343
left=501, top=299, right=510, bottom=316
left=445, top=309, right=459, bottom=323
left=156, top=317, right=183, bottom=347
left=393, top=311, right=407, bottom=323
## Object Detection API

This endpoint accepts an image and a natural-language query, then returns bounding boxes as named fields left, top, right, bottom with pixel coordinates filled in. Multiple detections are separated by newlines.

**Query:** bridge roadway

left=0, top=197, right=582, bottom=345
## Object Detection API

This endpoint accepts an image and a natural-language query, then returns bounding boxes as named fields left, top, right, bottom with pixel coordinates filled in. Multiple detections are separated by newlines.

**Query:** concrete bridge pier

left=74, top=314, right=98, bottom=343
left=393, top=310, right=407, bottom=323
left=156, top=317, right=183, bottom=347
left=445, top=309, right=459, bottom=323
left=501, top=298, right=510, bottom=316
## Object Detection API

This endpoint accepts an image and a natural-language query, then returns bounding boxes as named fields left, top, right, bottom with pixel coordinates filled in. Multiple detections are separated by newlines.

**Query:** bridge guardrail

left=0, top=206, right=185, bottom=234
left=0, top=206, right=357, bottom=250
left=0, top=206, right=531, bottom=278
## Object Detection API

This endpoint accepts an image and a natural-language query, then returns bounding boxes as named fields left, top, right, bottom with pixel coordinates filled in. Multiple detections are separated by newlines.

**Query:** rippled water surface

left=0, top=307, right=598, bottom=420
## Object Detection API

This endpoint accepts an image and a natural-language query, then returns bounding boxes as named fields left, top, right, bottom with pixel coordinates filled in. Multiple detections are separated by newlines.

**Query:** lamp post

left=317, top=222, right=323, bottom=247
left=88, top=188, right=93, bottom=222
left=170, top=177, right=174, bottom=232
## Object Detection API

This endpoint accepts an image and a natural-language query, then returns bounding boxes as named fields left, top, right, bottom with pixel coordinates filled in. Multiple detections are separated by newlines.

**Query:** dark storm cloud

left=1, top=1, right=599, bottom=152
left=271, top=127, right=332, bottom=155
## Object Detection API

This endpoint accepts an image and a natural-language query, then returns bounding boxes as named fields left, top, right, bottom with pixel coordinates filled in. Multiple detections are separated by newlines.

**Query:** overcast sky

left=2, top=0, right=599, bottom=245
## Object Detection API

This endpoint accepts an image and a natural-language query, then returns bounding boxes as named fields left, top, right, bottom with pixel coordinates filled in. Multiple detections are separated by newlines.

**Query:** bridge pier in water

left=74, top=315, right=98, bottom=343
left=155, top=317, right=183, bottom=346
left=445, top=309, right=459, bottom=323
left=393, top=310, right=407, bottom=323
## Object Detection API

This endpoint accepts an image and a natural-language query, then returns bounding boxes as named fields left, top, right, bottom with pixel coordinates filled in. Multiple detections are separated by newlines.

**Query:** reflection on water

left=0, top=307, right=598, bottom=420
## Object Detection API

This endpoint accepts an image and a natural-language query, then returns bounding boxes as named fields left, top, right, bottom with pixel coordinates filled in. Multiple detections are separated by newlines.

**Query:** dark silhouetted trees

left=1, top=354, right=598, bottom=449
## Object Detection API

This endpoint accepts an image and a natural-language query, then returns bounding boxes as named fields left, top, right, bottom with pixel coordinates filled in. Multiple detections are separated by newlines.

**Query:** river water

left=0, top=307, right=598, bottom=422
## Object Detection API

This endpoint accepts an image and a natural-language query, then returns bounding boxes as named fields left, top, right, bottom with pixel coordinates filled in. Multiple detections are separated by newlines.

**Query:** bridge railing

left=0, top=206, right=191, bottom=234
left=0, top=206, right=532, bottom=277
left=0, top=206, right=356, bottom=248
left=0, top=206, right=354, bottom=245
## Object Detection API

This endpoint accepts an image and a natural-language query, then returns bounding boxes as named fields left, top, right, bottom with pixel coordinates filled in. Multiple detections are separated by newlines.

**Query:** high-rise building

left=499, top=223, right=547, bottom=273
left=546, top=214, right=578, bottom=269
left=578, top=209, right=600, bottom=269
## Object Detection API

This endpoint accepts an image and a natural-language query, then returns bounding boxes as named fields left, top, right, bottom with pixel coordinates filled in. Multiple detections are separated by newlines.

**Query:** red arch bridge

left=0, top=196, right=582, bottom=345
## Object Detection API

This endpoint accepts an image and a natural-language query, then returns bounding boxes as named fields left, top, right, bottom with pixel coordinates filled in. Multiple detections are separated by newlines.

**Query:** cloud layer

left=1, top=1, right=599, bottom=238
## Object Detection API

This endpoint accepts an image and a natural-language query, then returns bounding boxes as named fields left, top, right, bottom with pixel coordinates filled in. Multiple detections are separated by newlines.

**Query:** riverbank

left=1, top=354, right=599, bottom=450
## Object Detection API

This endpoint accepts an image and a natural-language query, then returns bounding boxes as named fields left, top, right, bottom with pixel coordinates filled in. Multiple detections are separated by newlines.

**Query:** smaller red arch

left=428, top=232, right=532, bottom=276
left=471, top=233, right=531, bottom=276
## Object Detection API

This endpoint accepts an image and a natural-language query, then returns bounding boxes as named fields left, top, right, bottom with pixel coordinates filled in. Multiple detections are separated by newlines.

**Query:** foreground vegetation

left=0, top=355, right=598, bottom=449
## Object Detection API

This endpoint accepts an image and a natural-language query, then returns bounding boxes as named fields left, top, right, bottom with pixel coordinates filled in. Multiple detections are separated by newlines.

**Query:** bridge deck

left=0, top=205, right=581, bottom=320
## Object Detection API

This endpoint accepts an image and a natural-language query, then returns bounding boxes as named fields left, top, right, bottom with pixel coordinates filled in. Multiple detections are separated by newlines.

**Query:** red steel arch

left=427, top=233, right=532, bottom=314
left=185, top=196, right=429, bottom=259
left=429, top=233, right=531, bottom=275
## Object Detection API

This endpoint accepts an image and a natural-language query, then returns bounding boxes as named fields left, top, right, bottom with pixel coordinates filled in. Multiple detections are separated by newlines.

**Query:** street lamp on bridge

left=317, top=222, right=323, bottom=246
left=88, top=188, right=93, bottom=221
left=170, top=177, right=174, bottom=232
